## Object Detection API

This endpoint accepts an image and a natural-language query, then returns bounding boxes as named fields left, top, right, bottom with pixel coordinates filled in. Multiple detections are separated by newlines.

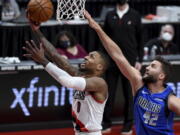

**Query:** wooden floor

left=0, top=122, right=180, bottom=135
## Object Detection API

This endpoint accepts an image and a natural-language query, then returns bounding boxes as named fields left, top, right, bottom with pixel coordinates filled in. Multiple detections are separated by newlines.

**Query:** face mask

left=117, top=0, right=128, bottom=5
left=58, top=41, right=71, bottom=49
left=161, top=32, right=173, bottom=41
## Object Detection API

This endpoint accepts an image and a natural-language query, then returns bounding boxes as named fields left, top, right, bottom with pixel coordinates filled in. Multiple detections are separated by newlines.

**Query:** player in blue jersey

left=85, top=11, right=180, bottom=135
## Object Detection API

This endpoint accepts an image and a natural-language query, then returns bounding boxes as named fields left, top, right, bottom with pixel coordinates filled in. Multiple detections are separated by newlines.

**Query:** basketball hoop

left=56, top=0, right=86, bottom=24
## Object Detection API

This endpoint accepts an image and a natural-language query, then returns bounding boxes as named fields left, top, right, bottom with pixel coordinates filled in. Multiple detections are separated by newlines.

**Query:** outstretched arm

left=33, top=28, right=79, bottom=76
left=45, top=62, right=108, bottom=102
left=45, top=62, right=107, bottom=92
left=28, top=20, right=79, bottom=76
left=84, top=11, right=143, bottom=95
left=23, top=41, right=107, bottom=96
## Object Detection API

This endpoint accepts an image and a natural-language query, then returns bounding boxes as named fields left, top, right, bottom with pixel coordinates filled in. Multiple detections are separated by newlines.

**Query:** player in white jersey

left=72, top=90, right=107, bottom=134
left=24, top=16, right=109, bottom=135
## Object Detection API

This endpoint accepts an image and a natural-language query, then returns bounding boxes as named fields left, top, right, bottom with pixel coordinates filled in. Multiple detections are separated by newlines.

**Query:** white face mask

left=161, top=32, right=173, bottom=41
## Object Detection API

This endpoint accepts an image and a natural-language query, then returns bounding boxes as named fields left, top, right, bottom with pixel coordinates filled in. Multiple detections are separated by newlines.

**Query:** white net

left=56, top=0, right=86, bottom=22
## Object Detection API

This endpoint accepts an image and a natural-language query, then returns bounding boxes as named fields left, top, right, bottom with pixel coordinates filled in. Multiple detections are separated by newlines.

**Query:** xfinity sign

left=10, top=77, right=73, bottom=116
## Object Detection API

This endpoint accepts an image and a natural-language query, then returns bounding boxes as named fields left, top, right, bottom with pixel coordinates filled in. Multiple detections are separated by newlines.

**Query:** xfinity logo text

left=10, top=77, right=73, bottom=116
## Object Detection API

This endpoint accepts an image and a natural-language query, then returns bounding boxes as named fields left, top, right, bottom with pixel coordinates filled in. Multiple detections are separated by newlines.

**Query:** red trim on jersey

left=90, top=94, right=105, bottom=104
left=72, top=111, right=89, bottom=132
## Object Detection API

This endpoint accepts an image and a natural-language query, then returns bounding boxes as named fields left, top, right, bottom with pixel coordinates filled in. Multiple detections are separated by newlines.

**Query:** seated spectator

left=55, top=31, right=88, bottom=59
left=2, top=0, right=20, bottom=20
left=145, top=24, right=179, bottom=56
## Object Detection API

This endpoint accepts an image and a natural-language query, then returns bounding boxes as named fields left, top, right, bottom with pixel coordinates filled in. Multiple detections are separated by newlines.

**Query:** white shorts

left=75, top=131, right=102, bottom=135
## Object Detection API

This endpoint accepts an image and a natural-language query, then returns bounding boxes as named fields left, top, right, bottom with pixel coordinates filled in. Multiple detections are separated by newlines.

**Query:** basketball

left=27, top=0, right=54, bottom=23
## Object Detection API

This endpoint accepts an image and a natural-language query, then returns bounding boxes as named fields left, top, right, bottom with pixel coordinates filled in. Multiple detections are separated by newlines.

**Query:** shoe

left=121, top=124, right=133, bottom=135
left=101, top=124, right=111, bottom=134
left=102, top=127, right=111, bottom=134
left=121, top=130, right=132, bottom=135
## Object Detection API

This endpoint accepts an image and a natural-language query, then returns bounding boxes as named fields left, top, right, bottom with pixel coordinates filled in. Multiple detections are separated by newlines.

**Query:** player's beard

left=79, top=64, right=93, bottom=74
left=142, top=74, right=157, bottom=84
left=79, top=67, right=88, bottom=72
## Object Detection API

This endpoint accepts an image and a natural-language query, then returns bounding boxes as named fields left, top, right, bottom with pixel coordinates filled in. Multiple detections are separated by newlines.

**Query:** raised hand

left=84, top=10, right=101, bottom=31
left=135, top=62, right=142, bottom=71
left=23, top=40, right=49, bottom=66
left=26, top=10, right=40, bottom=31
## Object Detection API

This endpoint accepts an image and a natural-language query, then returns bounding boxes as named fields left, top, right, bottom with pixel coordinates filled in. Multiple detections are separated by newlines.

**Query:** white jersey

left=72, top=90, right=107, bottom=134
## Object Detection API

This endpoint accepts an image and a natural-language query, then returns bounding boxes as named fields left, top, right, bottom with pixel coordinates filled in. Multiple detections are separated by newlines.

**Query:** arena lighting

left=10, top=77, right=74, bottom=116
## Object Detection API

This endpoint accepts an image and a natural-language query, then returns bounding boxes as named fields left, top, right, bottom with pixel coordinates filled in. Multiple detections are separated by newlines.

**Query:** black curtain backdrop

left=142, top=23, right=180, bottom=49
left=1, top=0, right=178, bottom=59
left=0, top=24, right=101, bottom=60
left=1, top=23, right=180, bottom=59
left=15, top=0, right=180, bottom=18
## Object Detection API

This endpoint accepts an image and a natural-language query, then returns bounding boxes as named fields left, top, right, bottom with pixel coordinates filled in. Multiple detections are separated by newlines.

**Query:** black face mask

left=57, top=40, right=71, bottom=49
left=117, top=0, right=128, bottom=5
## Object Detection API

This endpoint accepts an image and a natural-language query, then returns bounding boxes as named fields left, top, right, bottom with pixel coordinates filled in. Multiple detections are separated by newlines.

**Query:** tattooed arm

left=31, top=25, right=80, bottom=76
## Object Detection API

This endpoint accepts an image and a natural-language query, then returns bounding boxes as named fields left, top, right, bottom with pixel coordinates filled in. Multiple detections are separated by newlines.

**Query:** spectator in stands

left=101, top=0, right=143, bottom=134
left=145, top=24, right=179, bottom=56
left=2, top=0, right=20, bottom=20
left=54, top=31, right=88, bottom=59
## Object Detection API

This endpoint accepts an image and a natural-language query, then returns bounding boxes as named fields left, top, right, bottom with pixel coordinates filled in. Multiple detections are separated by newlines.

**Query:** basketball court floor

left=0, top=122, right=180, bottom=135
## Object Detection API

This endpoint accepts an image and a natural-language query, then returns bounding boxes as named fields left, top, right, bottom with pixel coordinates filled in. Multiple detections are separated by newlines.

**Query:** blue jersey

left=134, top=85, right=174, bottom=135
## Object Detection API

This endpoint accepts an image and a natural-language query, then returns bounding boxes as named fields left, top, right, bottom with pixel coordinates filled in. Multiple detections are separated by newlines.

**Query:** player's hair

left=154, top=56, right=172, bottom=82
left=97, top=51, right=110, bottom=72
